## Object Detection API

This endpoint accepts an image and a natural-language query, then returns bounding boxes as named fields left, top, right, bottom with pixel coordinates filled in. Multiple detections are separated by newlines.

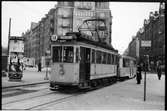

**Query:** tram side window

left=123, top=58, right=129, bottom=67
left=115, top=56, right=118, bottom=65
left=111, top=54, right=114, bottom=64
left=91, top=49, right=95, bottom=63
left=96, top=50, right=102, bottom=64
left=113, top=55, right=116, bottom=65
left=63, top=46, right=74, bottom=63
left=107, top=53, right=111, bottom=64
left=52, top=46, right=62, bottom=62
left=76, top=48, right=79, bottom=63
left=123, top=58, right=126, bottom=67
left=102, top=52, right=107, bottom=64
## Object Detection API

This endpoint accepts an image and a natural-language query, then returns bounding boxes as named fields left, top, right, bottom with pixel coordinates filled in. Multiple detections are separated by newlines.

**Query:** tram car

left=50, top=33, right=119, bottom=89
left=118, top=55, right=137, bottom=80
left=50, top=19, right=120, bottom=89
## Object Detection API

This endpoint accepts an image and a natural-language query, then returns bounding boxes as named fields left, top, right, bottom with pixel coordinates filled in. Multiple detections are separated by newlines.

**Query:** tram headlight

left=19, top=66, right=23, bottom=71
left=59, top=69, right=65, bottom=75
left=59, top=64, right=65, bottom=76
left=10, top=65, right=16, bottom=71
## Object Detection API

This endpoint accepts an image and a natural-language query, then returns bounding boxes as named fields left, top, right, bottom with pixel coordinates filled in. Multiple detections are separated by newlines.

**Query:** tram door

left=79, top=47, right=90, bottom=82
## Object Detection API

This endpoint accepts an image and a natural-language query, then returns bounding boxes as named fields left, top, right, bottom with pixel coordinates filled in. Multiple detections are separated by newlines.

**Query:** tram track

left=2, top=91, right=54, bottom=105
left=2, top=78, right=131, bottom=110
left=2, top=87, right=85, bottom=110
left=26, top=93, right=80, bottom=110
left=2, top=84, right=105, bottom=110
left=26, top=83, right=119, bottom=110
left=2, top=81, right=49, bottom=90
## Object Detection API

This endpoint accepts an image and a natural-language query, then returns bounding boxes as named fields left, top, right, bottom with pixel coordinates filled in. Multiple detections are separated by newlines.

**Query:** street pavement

left=2, top=67, right=50, bottom=88
left=1, top=70, right=165, bottom=110
left=43, top=73, right=165, bottom=110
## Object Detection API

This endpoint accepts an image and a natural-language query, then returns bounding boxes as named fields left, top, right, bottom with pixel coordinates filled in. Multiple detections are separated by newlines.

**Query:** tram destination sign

left=59, top=35, right=73, bottom=40
left=141, top=40, right=151, bottom=47
left=51, top=35, right=74, bottom=42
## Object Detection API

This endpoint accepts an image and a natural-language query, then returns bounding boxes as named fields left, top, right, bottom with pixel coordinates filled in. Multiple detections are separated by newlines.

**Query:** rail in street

left=2, top=73, right=164, bottom=110
left=2, top=77, right=119, bottom=110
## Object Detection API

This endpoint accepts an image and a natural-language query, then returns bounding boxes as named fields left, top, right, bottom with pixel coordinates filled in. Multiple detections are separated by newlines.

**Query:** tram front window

left=52, top=46, right=62, bottom=62
left=52, top=46, right=74, bottom=63
left=63, top=46, right=74, bottom=63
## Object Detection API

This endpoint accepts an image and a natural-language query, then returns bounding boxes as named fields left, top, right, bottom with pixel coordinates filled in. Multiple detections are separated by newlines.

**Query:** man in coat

left=38, top=62, right=41, bottom=72
left=136, top=64, right=142, bottom=84
left=157, top=65, right=162, bottom=80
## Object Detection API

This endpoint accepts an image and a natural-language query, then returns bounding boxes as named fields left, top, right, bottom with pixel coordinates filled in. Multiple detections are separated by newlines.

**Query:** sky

left=2, top=2, right=160, bottom=54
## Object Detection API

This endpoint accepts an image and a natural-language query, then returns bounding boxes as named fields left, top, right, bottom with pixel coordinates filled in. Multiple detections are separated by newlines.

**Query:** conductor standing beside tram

left=136, top=64, right=142, bottom=84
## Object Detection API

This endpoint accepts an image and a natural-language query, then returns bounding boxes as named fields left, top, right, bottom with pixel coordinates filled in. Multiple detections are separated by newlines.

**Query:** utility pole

left=8, top=18, right=11, bottom=57
left=7, top=18, right=11, bottom=74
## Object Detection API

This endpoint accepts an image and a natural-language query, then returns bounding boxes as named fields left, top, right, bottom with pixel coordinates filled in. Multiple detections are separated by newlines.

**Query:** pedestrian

left=157, top=65, right=162, bottom=80
left=17, top=59, right=21, bottom=72
left=136, top=64, right=142, bottom=84
left=38, top=62, right=41, bottom=72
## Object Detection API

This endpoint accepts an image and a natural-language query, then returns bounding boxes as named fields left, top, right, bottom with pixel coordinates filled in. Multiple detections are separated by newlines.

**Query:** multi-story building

left=23, top=1, right=113, bottom=66
left=128, top=36, right=140, bottom=59
left=127, top=2, right=165, bottom=71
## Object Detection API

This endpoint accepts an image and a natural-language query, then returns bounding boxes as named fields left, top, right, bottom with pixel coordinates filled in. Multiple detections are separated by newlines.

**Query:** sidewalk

left=2, top=67, right=50, bottom=88
left=50, top=73, right=165, bottom=110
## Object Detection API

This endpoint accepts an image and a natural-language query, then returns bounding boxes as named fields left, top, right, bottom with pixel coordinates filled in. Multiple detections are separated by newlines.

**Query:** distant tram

left=118, top=55, right=137, bottom=79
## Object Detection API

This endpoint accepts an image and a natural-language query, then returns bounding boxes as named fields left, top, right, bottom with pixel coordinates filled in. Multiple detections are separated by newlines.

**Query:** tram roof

left=121, top=55, right=136, bottom=60
left=54, top=32, right=118, bottom=53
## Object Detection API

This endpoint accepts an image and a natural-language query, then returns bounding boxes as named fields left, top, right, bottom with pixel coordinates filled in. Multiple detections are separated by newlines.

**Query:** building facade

left=127, top=2, right=165, bottom=71
left=23, top=1, right=113, bottom=66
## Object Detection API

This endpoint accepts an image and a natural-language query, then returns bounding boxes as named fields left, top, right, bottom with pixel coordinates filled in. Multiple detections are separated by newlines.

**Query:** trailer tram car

left=50, top=33, right=119, bottom=89
left=118, top=55, right=137, bottom=80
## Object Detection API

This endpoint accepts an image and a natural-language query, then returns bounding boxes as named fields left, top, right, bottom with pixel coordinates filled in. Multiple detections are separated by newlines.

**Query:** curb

left=2, top=81, right=49, bottom=89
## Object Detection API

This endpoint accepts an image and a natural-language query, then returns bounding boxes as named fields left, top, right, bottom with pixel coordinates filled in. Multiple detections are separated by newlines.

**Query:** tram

left=118, top=55, right=137, bottom=79
left=50, top=19, right=119, bottom=89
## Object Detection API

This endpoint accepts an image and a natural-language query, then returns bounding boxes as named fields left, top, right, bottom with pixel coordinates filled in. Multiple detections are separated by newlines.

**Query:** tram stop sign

left=141, top=40, right=151, bottom=47
left=141, top=40, right=151, bottom=101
